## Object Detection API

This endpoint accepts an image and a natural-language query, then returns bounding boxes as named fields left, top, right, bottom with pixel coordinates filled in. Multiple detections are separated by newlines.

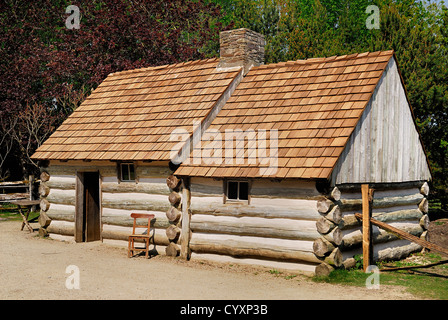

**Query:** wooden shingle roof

left=32, top=58, right=241, bottom=161
left=175, top=50, right=395, bottom=179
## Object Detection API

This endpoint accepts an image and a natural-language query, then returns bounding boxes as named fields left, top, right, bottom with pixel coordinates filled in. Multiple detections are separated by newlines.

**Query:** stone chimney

left=217, top=28, right=265, bottom=75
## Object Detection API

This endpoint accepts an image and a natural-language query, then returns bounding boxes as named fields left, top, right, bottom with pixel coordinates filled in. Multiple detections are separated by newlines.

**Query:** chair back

left=130, top=213, right=155, bottom=235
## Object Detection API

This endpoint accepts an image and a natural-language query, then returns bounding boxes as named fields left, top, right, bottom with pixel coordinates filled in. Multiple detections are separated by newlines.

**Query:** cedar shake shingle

left=175, top=50, right=394, bottom=180
left=32, top=59, right=242, bottom=161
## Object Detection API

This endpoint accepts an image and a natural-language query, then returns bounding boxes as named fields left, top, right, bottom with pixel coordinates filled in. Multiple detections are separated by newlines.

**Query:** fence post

left=361, top=184, right=374, bottom=271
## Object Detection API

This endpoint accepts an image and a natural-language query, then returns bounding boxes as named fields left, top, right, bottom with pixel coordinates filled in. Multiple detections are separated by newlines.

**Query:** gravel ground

left=0, top=220, right=417, bottom=300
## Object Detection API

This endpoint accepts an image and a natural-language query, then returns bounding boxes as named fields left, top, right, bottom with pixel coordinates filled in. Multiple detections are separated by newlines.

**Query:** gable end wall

left=331, top=57, right=431, bottom=185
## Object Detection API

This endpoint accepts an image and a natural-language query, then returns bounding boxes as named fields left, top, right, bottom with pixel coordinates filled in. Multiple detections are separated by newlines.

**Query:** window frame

left=224, top=179, right=251, bottom=204
left=118, top=162, right=136, bottom=182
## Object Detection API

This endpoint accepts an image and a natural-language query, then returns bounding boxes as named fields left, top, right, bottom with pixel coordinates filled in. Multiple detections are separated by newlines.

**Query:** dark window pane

left=239, top=182, right=249, bottom=200
left=129, top=164, right=135, bottom=180
left=227, top=181, right=238, bottom=199
left=121, top=164, right=129, bottom=181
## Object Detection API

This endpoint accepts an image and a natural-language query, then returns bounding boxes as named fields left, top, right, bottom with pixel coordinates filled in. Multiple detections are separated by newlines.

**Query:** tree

left=0, top=0, right=228, bottom=179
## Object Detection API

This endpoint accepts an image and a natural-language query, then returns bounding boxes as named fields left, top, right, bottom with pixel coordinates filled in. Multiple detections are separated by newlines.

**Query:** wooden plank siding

left=331, top=57, right=431, bottom=185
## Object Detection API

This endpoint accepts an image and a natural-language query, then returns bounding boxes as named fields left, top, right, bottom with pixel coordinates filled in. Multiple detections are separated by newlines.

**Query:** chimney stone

left=217, top=28, right=265, bottom=75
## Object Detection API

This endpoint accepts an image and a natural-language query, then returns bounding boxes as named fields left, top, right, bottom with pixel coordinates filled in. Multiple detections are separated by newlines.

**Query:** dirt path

left=0, top=220, right=417, bottom=300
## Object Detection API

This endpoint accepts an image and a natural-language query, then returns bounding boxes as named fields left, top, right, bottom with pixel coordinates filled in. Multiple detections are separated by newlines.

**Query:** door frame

left=75, top=170, right=102, bottom=242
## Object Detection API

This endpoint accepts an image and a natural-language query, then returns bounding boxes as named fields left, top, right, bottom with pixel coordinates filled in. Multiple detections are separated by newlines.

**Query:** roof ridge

left=109, top=57, right=219, bottom=76
left=254, top=50, right=394, bottom=70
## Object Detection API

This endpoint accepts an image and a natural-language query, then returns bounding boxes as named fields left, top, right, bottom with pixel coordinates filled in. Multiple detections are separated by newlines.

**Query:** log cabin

left=32, top=28, right=432, bottom=275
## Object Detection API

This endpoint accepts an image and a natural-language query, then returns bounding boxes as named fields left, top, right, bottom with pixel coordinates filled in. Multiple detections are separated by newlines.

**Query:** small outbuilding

left=33, top=28, right=432, bottom=275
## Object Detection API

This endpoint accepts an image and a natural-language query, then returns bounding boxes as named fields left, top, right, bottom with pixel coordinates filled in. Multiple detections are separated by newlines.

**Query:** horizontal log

left=339, top=208, right=423, bottom=230
left=420, top=182, right=429, bottom=196
left=101, top=224, right=172, bottom=246
left=323, top=227, right=342, bottom=246
left=102, top=192, right=171, bottom=212
left=418, top=198, right=428, bottom=213
left=39, top=184, right=50, bottom=197
left=420, top=214, right=430, bottom=229
left=329, top=187, right=341, bottom=201
left=40, top=171, right=50, bottom=182
left=190, top=196, right=320, bottom=220
left=102, top=214, right=170, bottom=229
left=338, top=193, right=424, bottom=211
left=38, top=212, right=51, bottom=228
left=45, top=204, right=75, bottom=221
left=316, top=217, right=335, bottom=234
left=324, top=248, right=343, bottom=267
left=168, top=192, right=181, bottom=206
left=315, top=263, right=334, bottom=277
left=166, top=242, right=180, bottom=257
left=190, top=233, right=320, bottom=264
left=190, top=252, right=318, bottom=275
left=46, top=188, right=75, bottom=205
left=313, top=237, right=335, bottom=258
left=317, top=199, right=334, bottom=214
left=136, top=166, right=172, bottom=179
left=45, top=175, right=75, bottom=190
left=40, top=199, right=50, bottom=212
left=166, top=207, right=181, bottom=223
left=166, top=175, right=181, bottom=190
left=47, top=164, right=117, bottom=177
left=356, top=213, right=448, bottom=257
left=190, top=214, right=320, bottom=241
left=337, top=181, right=426, bottom=192
left=190, top=177, right=321, bottom=199
left=322, top=205, right=342, bottom=224
left=46, top=221, right=74, bottom=236
left=342, top=239, right=422, bottom=263
left=166, top=224, right=181, bottom=241
left=339, top=223, right=424, bottom=251
left=103, top=181, right=170, bottom=195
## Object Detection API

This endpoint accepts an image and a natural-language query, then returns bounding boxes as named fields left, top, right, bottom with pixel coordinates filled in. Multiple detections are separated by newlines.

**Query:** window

left=226, top=180, right=249, bottom=202
left=120, top=163, right=135, bottom=181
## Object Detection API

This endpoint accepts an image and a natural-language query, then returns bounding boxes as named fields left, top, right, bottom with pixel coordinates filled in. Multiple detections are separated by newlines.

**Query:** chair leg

left=145, top=238, right=149, bottom=258
left=128, top=237, right=133, bottom=258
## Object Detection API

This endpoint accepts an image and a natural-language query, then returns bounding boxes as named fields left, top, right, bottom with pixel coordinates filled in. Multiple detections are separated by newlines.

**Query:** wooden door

left=75, top=171, right=101, bottom=242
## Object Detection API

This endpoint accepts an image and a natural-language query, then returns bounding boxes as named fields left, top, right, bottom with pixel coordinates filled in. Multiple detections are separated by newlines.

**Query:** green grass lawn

left=313, top=252, right=448, bottom=300
left=0, top=203, right=39, bottom=221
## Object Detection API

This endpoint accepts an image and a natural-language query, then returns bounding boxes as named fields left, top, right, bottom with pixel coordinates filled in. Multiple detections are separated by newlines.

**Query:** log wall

left=38, top=160, right=430, bottom=275
left=315, top=181, right=430, bottom=272
left=38, top=160, right=176, bottom=254
left=188, top=177, right=323, bottom=275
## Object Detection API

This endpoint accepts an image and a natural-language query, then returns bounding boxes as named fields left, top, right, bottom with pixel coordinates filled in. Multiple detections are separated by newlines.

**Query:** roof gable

left=331, top=56, right=432, bottom=184
left=175, top=50, right=395, bottom=179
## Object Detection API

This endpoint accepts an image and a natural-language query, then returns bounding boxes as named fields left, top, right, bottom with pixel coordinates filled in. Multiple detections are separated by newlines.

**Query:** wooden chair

left=128, top=213, right=155, bottom=258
